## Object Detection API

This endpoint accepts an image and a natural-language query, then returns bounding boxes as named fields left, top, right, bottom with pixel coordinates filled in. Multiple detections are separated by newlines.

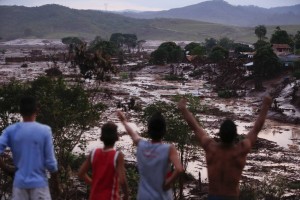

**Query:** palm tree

left=255, top=25, right=267, bottom=41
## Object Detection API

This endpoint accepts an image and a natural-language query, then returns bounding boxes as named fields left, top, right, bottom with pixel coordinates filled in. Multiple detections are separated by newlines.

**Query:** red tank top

left=90, top=148, right=119, bottom=200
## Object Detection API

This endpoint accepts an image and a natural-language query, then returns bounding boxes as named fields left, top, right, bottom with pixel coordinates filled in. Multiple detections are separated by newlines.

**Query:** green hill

left=0, top=4, right=299, bottom=43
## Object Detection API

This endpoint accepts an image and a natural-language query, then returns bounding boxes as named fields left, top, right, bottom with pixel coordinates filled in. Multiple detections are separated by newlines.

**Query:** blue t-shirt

left=137, top=140, right=172, bottom=200
left=0, top=122, right=58, bottom=188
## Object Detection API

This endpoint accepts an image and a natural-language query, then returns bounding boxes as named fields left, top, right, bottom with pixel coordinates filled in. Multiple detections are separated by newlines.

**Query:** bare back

left=205, top=139, right=251, bottom=196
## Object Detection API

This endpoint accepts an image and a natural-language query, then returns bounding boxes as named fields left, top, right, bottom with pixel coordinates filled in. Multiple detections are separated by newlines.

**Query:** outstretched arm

left=178, top=98, right=213, bottom=150
left=163, top=144, right=184, bottom=191
left=246, top=96, right=272, bottom=147
left=117, top=111, right=141, bottom=145
left=78, top=155, right=92, bottom=185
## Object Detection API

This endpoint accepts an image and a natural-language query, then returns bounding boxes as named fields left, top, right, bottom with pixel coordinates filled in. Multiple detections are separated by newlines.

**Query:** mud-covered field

left=0, top=39, right=299, bottom=198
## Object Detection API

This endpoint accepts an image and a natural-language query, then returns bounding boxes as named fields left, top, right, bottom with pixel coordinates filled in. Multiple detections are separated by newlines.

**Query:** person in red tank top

left=78, top=122, right=129, bottom=200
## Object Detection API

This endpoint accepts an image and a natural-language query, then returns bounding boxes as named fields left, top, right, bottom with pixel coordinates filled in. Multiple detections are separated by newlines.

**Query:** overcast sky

left=0, top=0, right=299, bottom=11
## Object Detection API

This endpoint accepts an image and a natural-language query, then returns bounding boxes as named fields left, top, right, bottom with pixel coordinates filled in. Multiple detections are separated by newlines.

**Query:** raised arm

left=116, top=152, right=129, bottom=200
left=178, top=98, right=213, bottom=150
left=246, top=96, right=272, bottom=147
left=163, top=144, right=184, bottom=191
left=117, top=111, right=141, bottom=145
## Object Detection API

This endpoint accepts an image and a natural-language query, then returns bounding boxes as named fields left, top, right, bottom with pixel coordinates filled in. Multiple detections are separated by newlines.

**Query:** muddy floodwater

left=1, top=39, right=299, bottom=197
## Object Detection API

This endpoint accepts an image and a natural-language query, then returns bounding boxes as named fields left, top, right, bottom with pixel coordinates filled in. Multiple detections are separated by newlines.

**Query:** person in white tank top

left=117, top=111, right=183, bottom=200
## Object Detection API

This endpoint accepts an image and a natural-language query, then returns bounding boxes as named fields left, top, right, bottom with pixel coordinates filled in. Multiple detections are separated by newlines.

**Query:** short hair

left=100, top=122, right=118, bottom=146
left=219, top=119, right=237, bottom=144
left=147, top=112, right=166, bottom=141
left=20, top=96, right=37, bottom=117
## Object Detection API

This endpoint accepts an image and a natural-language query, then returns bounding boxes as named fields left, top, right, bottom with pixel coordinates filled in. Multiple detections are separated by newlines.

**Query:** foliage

left=185, top=42, right=201, bottom=52
left=185, top=42, right=206, bottom=56
left=190, top=46, right=206, bottom=57
left=0, top=80, right=26, bottom=132
left=217, top=90, right=237, bottom=98
left=150, top=42, right=184, bottom=65
left=120, top=72, right=129, bottom=80
left=0, top=77, right=106, bottom=197
left=89, top=37, right=118, bottom=57
left=69, top=41, right=116, bottom=80
left=209, top=46, right=229, bottom=63
left=164, top=75, right=185, bottom=81
left=141, top=95, right=203, bottom=199
left=205, top=38, right=217, bottom=50
left=254, top=25, right=267, bottom=41
left=218, top=37, right=234, bottom=50
left=61, top=37, right=84, bottom=46
left=253, top=44, right=282, bottom=78
left=126, top=164, right=139, bottom=199
left=109, top=33, right=125, bottom=48
left=293, top=70, right=300, bottom=79
left=270, top=26, right=293, bottom=46
left=253, top=40, right=270, bottom=50
left=294, top=31, right=300, bottom=50
left=234, top=43, right=254, bottom=54
left=149, top=48, right=168, bottom=65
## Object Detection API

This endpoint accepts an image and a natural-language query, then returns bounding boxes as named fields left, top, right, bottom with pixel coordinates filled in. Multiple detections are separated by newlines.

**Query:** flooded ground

left=1, top=39, right=299, bottom=197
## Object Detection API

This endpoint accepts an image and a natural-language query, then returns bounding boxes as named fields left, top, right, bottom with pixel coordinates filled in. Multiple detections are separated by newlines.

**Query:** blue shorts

left=12, top=187, right=51, bottom=200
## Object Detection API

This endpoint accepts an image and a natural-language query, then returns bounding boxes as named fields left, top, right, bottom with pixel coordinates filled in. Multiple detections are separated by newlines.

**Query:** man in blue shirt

left=0, top=96, right=58, bottom=199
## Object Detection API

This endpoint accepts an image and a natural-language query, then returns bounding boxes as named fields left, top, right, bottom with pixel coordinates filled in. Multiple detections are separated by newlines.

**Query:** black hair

left=20, top=96, right=37, bottom=117
left=147, top=112, right=166, bottom=141
left=219, top=119, right=237, bottom=144
left=100, top=122, right=118, bottom=146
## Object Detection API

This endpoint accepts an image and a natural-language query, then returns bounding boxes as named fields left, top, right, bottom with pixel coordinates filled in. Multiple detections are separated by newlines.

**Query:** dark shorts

left=208, top=195, right=238, bottom=200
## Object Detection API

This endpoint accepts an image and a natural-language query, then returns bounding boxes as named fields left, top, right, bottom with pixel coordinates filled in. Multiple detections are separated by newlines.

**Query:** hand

left=177, top=98, right=187, bottom=110
left=117, top=110, right=127, bottom=122
left=263, top=96, right=272, bottom=107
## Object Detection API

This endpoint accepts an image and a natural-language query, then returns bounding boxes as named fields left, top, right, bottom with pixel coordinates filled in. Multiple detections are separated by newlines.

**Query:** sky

left=0, top=0, right=299, bottom=11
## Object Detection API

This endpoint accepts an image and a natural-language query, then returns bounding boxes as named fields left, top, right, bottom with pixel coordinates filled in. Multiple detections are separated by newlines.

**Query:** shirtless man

left=178, top=96, right=272, bottom=200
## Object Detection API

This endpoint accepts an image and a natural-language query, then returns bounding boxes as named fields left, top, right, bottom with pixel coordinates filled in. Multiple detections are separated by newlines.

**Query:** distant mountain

left=0, top=4, right=299, bottom=43
left=121, top=0, right=300, bottom=26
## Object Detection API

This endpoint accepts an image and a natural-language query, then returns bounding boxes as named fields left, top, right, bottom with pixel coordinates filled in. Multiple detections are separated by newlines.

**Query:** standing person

left=117, top=111, right=184, bottom=200
left=0, top=96, right=59, bottom=199
left=178, top=96, right=272, bottom=200
left=78, top=122, right=129, bottom=200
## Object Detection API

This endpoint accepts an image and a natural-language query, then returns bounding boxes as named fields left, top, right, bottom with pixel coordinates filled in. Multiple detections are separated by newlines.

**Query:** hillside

left=121, top=0, right=300, bottom=27
left=0, top=4, right=299, bottom=43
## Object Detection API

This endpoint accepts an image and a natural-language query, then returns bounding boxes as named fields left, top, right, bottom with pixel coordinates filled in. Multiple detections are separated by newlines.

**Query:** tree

left=150, top=48, right=168, bottom=65
left=0, top=77, right=106, bottom=198
left=142, top=95, right=202, bottom=199
left=218, top=37, right=234, bottom=50
left=209, top=46, right=229, bottom=63
left=270, top=26, right=293, bottom=46
left=255, top=25, right=267, bottom=41
left=253, top=40, right=270, bottom=51
left=294, top=31, right=300, bottom=50
left=253, top=45, right=282, bottom=89
left=185, top=42, right=206, bottom=57
left=123, top=34, right=137, bottom=52
left=137, top=40, right=146, bottom=53
left=234, top=43, right=253, bottom=54
left=109, top=33, right=125, bottom=48
left=150, top=42, right=184, bottom=65
left=205, top=38, right=217, bottom=50
left=185, top=42, right=201, bottom=53
left=67, top=37, right=117, bottom=80
left=61, top=37, right=84, bottom=46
